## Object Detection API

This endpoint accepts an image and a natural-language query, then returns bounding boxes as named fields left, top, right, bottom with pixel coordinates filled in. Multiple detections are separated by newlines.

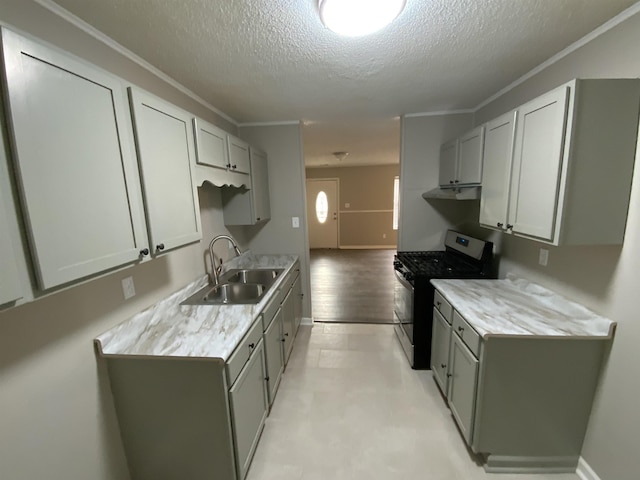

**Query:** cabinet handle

left=506, top=224, right=514, bottom=230
left=139, top=248, right=149, bottom=257
left=248, top=343, right=255, bottom=349
left=156, top=243, right=165, bottom=251
left=458, top=326, right=464, bottom=332
left=496, top=222, right=503, bottom=228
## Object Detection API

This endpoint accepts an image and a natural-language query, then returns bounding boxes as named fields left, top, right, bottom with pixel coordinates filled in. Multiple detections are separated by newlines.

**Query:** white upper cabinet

left=193, top=118, right=250, bottom=188
left=508, top=87, right=569, bottom=241
left=194, top=118, right=228, bottom=170
left=1, top=28, right=148, bottom=290
left=457, top=126, right=485, bottom=185
left=227, top=136, right=251, bottom=175
left=439, top=126, right=484, bottom=187
left=481, top=79, right=640, bottom=245
left=479, top=111, right=517, bottom=231
left=222, top=147, right=271, bottom=226
left=129, top=88, right=202, bottom=255
left=438, top=139, right=458, bottom=187
left=514, top=79, right=640, bottom=245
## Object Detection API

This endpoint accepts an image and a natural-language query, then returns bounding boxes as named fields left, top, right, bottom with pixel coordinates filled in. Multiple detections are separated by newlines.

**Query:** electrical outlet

left=292, top=216, right=300, bottom=228
left=121, top=276, right=136, bottom=300
left=538, top=248, right=549, bottom=266
left=382, top=233, right=387, bottom=239
left=345, top=203, right=350, bottom=208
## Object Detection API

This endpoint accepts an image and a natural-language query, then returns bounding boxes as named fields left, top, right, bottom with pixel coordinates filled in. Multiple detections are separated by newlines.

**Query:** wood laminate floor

left=309, top=248, right=396, bottom=324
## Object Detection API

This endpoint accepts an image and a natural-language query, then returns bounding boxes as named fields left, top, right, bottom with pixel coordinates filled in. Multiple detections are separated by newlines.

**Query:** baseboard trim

left=576, top=457, right=602, bottom=480
left=484, top=455, right=578, bottom=474
left=339, top=245, right=396, bottom=250
left=300, top=317, right=314, bottom=326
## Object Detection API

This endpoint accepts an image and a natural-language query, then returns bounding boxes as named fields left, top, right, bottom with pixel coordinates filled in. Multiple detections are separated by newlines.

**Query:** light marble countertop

left=95, top=253, right=299, bottom=361
left=431, top=275, right=615, bottom=338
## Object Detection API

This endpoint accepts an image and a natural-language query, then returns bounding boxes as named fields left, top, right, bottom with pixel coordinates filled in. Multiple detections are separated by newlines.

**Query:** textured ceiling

left=48, top=0, right=639, bottom=167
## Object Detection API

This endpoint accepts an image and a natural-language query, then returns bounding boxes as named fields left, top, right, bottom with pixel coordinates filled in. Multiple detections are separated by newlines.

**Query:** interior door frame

left=306, top=177, right=340, bottom=249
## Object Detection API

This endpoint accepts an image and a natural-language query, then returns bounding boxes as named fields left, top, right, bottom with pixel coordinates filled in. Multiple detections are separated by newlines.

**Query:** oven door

left=393, top=268, right=414, bottom=344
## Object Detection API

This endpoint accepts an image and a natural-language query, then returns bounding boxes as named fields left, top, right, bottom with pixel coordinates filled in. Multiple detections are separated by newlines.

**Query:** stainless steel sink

left=181, top=282, right=267, bottom=305
left=220, top=268, right=283, bottom=286
left=180, top=268, right=284, bottom=305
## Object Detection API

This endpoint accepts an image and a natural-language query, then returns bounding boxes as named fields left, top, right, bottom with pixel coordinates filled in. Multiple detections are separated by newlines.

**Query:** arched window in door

left=316, top=191, right=328, bottom=223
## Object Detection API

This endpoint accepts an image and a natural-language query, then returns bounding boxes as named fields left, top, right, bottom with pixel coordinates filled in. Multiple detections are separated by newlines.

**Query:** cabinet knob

left=226, top=163, right=232, bottom=168
left=458, top=326, right=464, bottom=332
left=496, top=222, right=503, bottom=228
left=506, top=224, right=514, bottom=230
left=281, top=338, right=286, bottom=343
left=454, top=180, right=459, bottom=183
left=449, top=180, right=454, bottom=184
left=156, top=243, right=165, bottom=251
left=248, top=343, right=255, bottom=349
left=256, top=217, right=261, bottom=221
left=139, top=248, right=149, bottom=257
left=232, top=164, right=237, bottom=169
left=447, top=373, right=452, bottom=378
left=440, top=363, right=446, bottom=369
left=284, top=332, right=289, bottom=337
left=265, top=376, right=270, bottom=382
left=436, top=301, right=441, bottom=307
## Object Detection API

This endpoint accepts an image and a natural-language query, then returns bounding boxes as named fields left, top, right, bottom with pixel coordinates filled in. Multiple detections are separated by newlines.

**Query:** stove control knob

left=393, top=260, right=402, bottom=268
left=405, top=272, right=414, bottom=281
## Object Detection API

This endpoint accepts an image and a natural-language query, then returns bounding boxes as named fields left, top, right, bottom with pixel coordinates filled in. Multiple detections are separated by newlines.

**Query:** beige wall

left=399, top=113, right=477, bottom=251
left=470, top=10, right=640, bottom=480
left=0, top=2, right=240, bottom=480
left=306, top=165, right=399, bottom=247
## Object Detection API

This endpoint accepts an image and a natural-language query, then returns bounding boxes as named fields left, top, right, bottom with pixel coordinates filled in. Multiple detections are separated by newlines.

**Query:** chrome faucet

left=208, top=235, right=242, bottom=284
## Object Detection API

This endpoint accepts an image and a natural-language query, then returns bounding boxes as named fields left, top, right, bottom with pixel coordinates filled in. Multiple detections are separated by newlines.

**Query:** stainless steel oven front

left=393, top=266, right=414, bottom=364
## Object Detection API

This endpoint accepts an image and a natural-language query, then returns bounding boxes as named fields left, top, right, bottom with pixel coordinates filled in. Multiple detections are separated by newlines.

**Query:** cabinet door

left=250, top=148, right=271, bottom=223
left=281, top=287, right=295, bottom=364
left=292, top=274, right=303, bottom=334
left=457, top=126, right=484, bottom=185
left=264, top=308, right=284, bottom=406
left=129, top=88, right=202, bottom=254
left=479, top=111, right=517, bottom=230
left=447, top=333, right=479, bottom=445
left=193, top=118, right=228, bottom=170
left=439, top=139, right=458, bottom=187
left=0, top=187, right=22, bottom=305
left=228, top=136, right=251, bottom=175
left=431, top=308, right=452, bottom=395
left=229, top=340, right=268, bottom=480
left=508, top=86, right=569, bottom=241
left=1, top=28, right=147, bottom=289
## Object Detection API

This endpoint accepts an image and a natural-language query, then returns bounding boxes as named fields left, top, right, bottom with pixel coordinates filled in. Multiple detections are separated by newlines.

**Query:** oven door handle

left=394, top=269, right=414, bottom=293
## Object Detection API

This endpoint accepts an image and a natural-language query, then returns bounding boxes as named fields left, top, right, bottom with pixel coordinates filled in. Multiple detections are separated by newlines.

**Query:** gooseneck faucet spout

left=208, top=235, right=242, bottom=284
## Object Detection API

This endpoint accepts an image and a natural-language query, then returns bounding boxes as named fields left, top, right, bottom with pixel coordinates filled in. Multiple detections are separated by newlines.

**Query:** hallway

left=309, top=249, right=396, bottom=324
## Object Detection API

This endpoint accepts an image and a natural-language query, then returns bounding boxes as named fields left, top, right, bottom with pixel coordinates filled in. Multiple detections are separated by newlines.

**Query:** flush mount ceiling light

left=319, top=0, right=406, bottom=37
left=332, top=151, right=349, bottom=161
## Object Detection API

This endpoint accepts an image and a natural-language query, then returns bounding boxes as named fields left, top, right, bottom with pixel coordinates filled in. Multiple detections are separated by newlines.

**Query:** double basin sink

left=181, top=268, right=284, bottom=305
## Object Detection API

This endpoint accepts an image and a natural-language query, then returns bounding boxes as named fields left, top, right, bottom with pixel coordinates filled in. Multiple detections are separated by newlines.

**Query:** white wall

left=237, top=123, right=312, bottom=318
left=0, top=2, right=238, bottom=479
left=398, top=113, right=476, bottom=251
left=473, top=10, right=640, bottom=480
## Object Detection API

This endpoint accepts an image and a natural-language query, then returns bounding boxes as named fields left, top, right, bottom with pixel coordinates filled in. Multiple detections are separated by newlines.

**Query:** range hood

left=422, top=186, right=481, bottom=201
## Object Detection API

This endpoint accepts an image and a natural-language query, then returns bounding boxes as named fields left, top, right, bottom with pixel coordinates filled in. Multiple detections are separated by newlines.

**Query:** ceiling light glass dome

left=319, top=0, right=406, bottom=37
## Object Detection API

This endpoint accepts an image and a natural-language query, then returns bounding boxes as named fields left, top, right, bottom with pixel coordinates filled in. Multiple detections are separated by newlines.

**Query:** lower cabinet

left=447, top=333, right=479, bottom=445
left=431, top=287, right=610, bottom=473
left=263, top=307, right=284, bottom=406
left=229, top=340, right=268, bottom=480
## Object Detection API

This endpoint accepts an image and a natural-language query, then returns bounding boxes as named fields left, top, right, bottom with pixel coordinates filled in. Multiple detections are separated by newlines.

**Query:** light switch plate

left=538, top=248, right=549, bottom=266
left=122, top=276, right=136, bottom=300
left=345, top=203, right=350, bottom=208
left=292, top=216, right=300, bottom=228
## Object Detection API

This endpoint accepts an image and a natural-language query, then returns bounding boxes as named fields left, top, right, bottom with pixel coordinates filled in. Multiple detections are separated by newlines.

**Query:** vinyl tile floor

left=246, top=323, right=580, bottom=480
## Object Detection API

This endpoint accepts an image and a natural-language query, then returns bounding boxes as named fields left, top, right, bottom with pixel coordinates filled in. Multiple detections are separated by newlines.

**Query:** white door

left=306, top=179, right=338, bottom=249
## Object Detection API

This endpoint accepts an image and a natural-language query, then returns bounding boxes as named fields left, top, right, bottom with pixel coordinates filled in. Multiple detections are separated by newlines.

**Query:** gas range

left=393, top=231, right=494, bottom=369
